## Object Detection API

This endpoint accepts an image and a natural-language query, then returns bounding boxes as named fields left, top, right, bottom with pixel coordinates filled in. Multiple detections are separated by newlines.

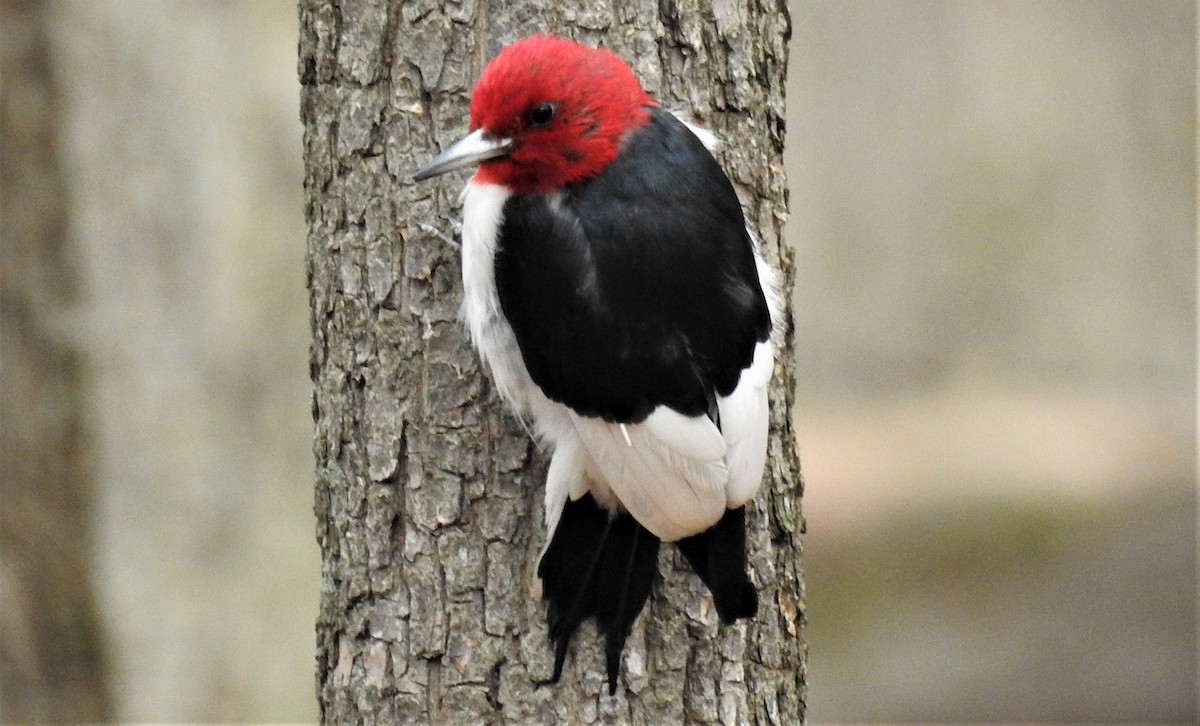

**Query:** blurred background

left=790, top=2, right=1195, bottom=721
left=0, top=0, right=1193, bottom=722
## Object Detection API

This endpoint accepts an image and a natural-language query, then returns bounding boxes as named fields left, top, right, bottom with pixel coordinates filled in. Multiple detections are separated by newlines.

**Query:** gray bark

left=0, top=2, right=112, bottom=721
left=300, top=1, right=804, bottom=722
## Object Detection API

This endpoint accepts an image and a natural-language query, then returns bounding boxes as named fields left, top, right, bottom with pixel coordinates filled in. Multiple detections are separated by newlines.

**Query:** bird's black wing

left=494, top=108, right=771, bottom=424
left=499, top=110, right=770, bottom=692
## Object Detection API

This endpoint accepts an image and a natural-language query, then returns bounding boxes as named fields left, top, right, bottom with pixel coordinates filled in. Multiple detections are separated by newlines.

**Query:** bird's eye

left=526, top=102, right=557, bottom=127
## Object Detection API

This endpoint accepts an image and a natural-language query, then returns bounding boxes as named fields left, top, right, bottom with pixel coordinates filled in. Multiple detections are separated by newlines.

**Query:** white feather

left=644, top=405, right=727, bottom=461
left=718, top=339, right=774, bottom=508
left=752, top=236, right=785, bottom=340
left=568, top=410, right=728, bottom=542
left=542, top=430, right=586, bottom=545
left=460, top=181, right=536, bottom=413
left=677, top=114, right=720, bottom=152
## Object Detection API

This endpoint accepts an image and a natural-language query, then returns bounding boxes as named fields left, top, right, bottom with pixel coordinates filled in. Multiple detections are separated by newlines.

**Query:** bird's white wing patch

left=718, top=339, right=774, bottom=508
left=569, top=409, right=728, bottom=542
left=643, top=405, right=726, bottom=461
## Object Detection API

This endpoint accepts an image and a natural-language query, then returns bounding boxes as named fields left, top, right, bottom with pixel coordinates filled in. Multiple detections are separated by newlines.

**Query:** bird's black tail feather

left=538, top=492, right=660, bottom=695
left=676, top=505, right=758, bottom=623
left=538, top=498, right=757, bottom=694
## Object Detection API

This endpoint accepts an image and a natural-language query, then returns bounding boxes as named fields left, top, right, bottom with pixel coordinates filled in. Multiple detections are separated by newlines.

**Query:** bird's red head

left=466, top=36, right=656, bottom=194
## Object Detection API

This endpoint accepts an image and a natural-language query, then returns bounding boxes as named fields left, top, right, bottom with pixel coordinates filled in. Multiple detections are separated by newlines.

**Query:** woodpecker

left=414, top=35, right=780, bottom=694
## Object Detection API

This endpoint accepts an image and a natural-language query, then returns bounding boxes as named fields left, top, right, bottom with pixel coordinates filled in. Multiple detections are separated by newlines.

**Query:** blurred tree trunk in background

left=0, top=1, right=112, bottom=722
left=300, top=0, right=804, bottom=722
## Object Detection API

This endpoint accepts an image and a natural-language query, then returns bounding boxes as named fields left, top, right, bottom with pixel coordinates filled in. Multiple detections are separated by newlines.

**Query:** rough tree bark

left=0, top=1, right=112, bottom=721
left=300, top=1, right=804, bottom=722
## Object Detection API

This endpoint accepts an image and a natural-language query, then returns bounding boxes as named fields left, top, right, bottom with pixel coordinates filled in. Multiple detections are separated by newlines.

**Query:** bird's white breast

left=459, top=180, right=538, bottom=415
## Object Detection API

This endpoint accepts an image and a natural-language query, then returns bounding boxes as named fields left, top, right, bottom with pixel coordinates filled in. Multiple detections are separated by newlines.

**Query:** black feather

left=538, top=493, right=659, bottom=694
left=675, top=506, right=758, bottom=623
left=494, top=108, right=771, bottom=424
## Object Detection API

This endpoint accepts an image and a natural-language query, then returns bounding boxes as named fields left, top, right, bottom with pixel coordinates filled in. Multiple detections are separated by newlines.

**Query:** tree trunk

left=300, top=1, right=804, bottom=722
left=0, top=1, right=112, bottom=721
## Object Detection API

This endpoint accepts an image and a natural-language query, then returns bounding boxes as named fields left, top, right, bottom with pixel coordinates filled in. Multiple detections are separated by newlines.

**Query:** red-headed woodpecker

left=414, top=35, right=780, bottom=694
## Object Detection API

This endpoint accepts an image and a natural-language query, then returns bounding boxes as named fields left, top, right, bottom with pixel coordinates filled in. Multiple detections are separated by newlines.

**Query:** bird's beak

left=413, top=129, right=513, bottom=181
